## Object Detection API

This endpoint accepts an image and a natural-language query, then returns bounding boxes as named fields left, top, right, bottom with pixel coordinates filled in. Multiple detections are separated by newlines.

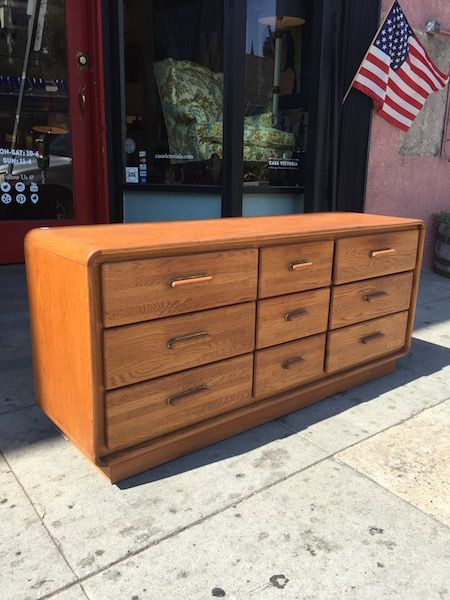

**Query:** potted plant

left=433, top=211, right=450, bottom=278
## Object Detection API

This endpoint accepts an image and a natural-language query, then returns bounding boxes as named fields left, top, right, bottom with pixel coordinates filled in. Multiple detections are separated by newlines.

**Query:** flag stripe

left=366, top=52, right=390, bottom=75
left=408, top=44, right=445, bottom=88
left=377, top=106, right=410, bottom=131
left=383, top=92, right=417, bottom=121
left=351, top=1, right=449, bottom=132
left=407, top=53, right=440, bottom=92
left=354, top=74, right=385, bottom=104
left=385, top=83, right=422, bottom=116
left=395, top=66, right=429, bottom=99
left=409, top=36, right=449, bottom=84
left=379, top=102, right=413, bottom=128
left=359, top=66, right=388, bottom=92
left=389, top=70, right=428, bottom=107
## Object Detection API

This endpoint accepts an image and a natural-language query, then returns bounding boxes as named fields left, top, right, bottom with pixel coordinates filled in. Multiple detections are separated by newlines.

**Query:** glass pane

left=122, top=0, right=224, bottom=186
left=243, top=0, right=308, bottom=189
left=0, top=0, right=73, bottom=221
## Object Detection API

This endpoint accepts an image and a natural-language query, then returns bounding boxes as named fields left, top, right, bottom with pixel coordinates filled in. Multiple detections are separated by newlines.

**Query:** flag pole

left=341, top=0, right=396, bottom=106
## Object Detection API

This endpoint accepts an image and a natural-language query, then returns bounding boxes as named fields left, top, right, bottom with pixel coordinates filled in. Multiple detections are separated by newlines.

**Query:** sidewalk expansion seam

left=333, top=458, right=450, bottom=534
left=0, top=449, right=91, bottom=600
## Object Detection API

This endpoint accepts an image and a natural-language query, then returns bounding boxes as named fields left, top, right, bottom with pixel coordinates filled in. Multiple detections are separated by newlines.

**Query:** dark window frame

left=102, top=0, right=380, bottom=221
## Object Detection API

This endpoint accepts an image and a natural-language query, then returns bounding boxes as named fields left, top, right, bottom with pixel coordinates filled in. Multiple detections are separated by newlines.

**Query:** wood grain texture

left=102, top=356, right=399, bottom=482
left=259, top=240, right=334, bottom=298
left=25, top=245, right=97, bottom=458
left=25, top=215, right=424, bottom=482
left=24, top=213, right=423, bottom=265
left=334, top=229, right=419, bottom=284
left=254, top=334, right=326, bottom=397
left=330, top=271, right=414, bottom=329
left=105, top=354, right=253, bottom=451
left=101, top=249, right=258, bottom=327
left=103, top=302, right=256, bottom=389
left=326, top=311, right=409, bottom=373
left=256, top=287, right=330, bottom=348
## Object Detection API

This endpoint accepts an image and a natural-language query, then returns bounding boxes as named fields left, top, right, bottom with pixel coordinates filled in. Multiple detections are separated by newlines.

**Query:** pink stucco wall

left=364, top=0, right=450, bottom=267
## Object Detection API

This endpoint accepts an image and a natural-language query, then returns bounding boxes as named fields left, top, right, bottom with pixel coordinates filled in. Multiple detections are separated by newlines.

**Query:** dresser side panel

left=25, top=244, right=98, bottom=458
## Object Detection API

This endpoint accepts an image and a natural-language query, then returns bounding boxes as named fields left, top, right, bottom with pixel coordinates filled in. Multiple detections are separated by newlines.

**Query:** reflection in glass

left=243, top=0, right=308, bottom=189
left=0, top=0, right=73, bottom=221
left=123, top=0, right=224, bottom=186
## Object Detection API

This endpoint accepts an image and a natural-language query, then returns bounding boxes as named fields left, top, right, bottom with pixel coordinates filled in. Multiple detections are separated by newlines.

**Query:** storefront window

left=122, top=0, right=224, bottom=187
left=243, top=0, right=308, bottom=189
left=0, top=0, right=73, bottom=221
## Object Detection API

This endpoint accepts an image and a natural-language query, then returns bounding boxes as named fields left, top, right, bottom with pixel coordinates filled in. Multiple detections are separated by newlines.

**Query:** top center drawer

left=102, top=249, right=258, bottom=327
left=259, top=240, right=334, bottom=298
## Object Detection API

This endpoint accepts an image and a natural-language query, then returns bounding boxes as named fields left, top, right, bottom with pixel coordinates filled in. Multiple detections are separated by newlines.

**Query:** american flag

left=353, top=0, right=449, bottom=131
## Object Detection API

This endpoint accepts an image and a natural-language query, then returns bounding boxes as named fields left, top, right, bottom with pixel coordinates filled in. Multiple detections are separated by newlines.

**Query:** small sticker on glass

left=125, top=166, right=139, bottom=183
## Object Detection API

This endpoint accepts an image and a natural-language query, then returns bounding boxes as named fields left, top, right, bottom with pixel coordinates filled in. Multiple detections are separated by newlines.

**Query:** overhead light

left=258, top=0, right=307, bottom=28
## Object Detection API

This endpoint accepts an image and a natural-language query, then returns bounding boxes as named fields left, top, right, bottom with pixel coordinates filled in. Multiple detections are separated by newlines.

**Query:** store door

left=0, top=0, right=107, bottom=263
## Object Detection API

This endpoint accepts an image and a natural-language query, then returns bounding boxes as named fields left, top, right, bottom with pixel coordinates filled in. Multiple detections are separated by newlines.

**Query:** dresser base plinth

left=99, top=355, right=399, bottom=483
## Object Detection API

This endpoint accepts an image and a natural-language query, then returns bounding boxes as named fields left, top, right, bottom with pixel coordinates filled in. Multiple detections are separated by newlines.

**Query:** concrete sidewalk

left=1, top=265, right=449, bottom=600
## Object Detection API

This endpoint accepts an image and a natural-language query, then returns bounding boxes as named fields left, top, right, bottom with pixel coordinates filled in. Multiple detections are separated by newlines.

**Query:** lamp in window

left=258, top=1, right=307, bottom=126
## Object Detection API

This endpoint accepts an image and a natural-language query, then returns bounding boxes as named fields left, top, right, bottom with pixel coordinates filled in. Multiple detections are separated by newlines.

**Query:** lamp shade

left=258, top=0, right=307, bottom=27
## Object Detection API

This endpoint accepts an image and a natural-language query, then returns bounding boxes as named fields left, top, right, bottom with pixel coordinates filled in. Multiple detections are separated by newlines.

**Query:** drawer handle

left=360, top=331, right=385, bottom=345
left=168, top=274, right=213, bottom=288
left=167, top=331, right=209, bottom=349
left=369, top=248, right=396, bottom=258
left=284, top=307, right=308, bottom=321
left=288, top=260, right=313, bottom=272
left=282, top=355, right=304, bottom=369
left=363, top=291, right=388, bottom=303
left=167, top=385, right=209, bottom=406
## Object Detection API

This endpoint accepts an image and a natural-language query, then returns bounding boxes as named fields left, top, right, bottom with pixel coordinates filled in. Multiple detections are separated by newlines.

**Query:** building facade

left=0, top=0, right=448, bottom=264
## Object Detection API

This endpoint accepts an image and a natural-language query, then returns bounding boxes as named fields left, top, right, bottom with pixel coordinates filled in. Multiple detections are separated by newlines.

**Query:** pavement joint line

left=0, top=449, right=82, bottom=598
left=0, top=403, right=37, bottom=416
left=34, top=386, right=450, bottom=597
left=297, top=392, right=450, bottom=456
left=33, top=453, right=338, bottom=596
left=333, top=457, right=450, bottom=535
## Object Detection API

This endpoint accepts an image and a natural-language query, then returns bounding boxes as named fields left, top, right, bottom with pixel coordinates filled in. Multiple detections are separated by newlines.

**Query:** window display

left=243, top=0, right=308, bottom=188
left=0, top=0, right=74, bottom=221
left=123, top=0, right=224, bottom=186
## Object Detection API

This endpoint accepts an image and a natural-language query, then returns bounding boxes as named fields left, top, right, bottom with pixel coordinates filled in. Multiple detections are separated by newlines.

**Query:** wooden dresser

left=25, top=213, right=424, bottom=482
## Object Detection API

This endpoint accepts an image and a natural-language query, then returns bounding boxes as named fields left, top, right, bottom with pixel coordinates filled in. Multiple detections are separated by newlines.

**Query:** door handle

left=79, top=89, right=86, bottom=115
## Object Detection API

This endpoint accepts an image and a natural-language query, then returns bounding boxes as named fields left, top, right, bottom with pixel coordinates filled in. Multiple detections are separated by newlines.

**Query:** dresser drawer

left=330, top=272, right=413, bottom=329
left=256, top=287, right=330, bottom=349
left=254, top=334, right=326, bottom=397
left=101, top=249, right=258, bottom=327
left=105, top=354, right=254, bottom=451
left=259, top=241, right=334, bottom=298
left=326, top=311, right=408, bottom=373
left=334, top=229, right=419, bottom=284
left=103, top=302, right=255, bottom=389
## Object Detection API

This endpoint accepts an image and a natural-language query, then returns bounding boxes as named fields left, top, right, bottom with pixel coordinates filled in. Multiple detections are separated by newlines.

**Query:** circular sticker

left=1, top=181, right=11, bottom=192
left=30, top=193, right=39, bottom=204
left=1, top=193, right=12, bottom=204
left=124, top=138, right=136, bottom=154
left=30, top=184, right=39, bottom=192
left=15, top=181, right=25, bottom=192
left=16, top=193, right=26, bottom=204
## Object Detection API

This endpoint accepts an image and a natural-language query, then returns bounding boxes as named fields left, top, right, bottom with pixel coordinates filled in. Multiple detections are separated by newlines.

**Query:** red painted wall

left=364, top=0, right=450, bottom=267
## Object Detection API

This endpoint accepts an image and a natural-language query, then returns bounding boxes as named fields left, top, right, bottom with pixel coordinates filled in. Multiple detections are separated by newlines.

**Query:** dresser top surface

left=25, top=212, right=423, bottom=265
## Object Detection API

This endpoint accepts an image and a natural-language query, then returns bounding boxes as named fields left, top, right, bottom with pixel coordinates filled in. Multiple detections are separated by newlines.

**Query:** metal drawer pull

left=282, top=355, right=304, bottom=369
left=363, top=291, right=388, bottom=303
left=168, top=274, right=213, bottom=288
left=167, top=331, right=209, bottom=349
left=369, top=248, right=396, bottom=258
left=284, top=307, right=308, bottom=321
left=167, top=385, right=208, bottom=406
left=288, top=260, right=313, bottom=271
left=360, top=331, right=385, bottom=345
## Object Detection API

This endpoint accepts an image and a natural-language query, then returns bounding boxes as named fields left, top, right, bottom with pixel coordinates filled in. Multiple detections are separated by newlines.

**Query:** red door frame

left=0, top=0, right=109, bottom=264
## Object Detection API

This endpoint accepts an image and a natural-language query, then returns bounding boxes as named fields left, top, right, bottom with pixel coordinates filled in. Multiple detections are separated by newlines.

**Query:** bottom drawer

left=105, top=354, right=254, bottom=452
left=254, top=334, right=326, bottom=398
left=326, top=311, right=409, bottom=373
